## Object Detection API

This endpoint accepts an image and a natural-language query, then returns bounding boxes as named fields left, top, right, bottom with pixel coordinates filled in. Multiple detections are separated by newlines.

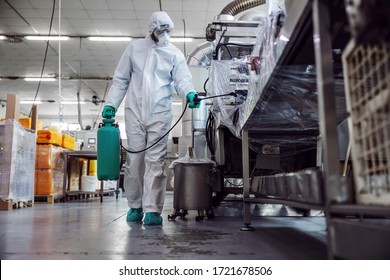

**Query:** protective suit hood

left=148, top=11, right=174, bottom=33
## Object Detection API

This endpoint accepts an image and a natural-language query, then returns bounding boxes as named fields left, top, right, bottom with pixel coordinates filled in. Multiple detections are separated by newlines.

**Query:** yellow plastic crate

left=62, top=134, right=75, bottom=150
left=37, top=129, right=62, bottom=146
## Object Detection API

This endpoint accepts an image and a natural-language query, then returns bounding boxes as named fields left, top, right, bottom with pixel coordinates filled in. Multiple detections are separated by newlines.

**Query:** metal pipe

left=220, top=0, right=266, bottom=16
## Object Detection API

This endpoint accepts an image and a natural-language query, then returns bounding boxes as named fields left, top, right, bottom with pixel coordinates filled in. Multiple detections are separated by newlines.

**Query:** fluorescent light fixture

left=20, top=100, right=43, bottom=104
left=61, top=101, right=86, bottom=104
left=170, top=37, right=193, bottom=42
left=172, top=101, right=183, bottom=106
left=25, top=36, right=69, bottom=41
left=51, top=122, right=68, bottom=130
left=0, top=35, right=6, bottom=40
left=24, top=77, right=56, bottom=82
left=88, top=36, right=132, bottom=42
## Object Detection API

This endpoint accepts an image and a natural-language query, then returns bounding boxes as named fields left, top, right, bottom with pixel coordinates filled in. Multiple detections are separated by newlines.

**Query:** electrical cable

left=77, top=37, right=85, bottom=130
left=215, top=43, right=254, bottom=61
left=213, top=29, right=227, bottom=60
left=29, top=0, right=56, bottom=117
left=205, top=109, right=215, bottom=160
left=224, top=178, right=243, bottom=187
left=203, top=77, right=209, bottom=94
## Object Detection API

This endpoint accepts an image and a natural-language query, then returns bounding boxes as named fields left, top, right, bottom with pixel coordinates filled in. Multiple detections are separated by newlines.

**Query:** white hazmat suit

left=105, top=11, right=195, bottom=217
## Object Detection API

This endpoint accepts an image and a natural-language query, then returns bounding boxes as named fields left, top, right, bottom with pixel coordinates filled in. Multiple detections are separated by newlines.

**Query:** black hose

left=121, top=92, right=235, bottom=154
left=121, top=101, right=189, bottom=154
left=205, top=110, right=216, bottom=160
left=215, top=43, right=254, bottom=60
left=203, top=77, right=209, bottom=94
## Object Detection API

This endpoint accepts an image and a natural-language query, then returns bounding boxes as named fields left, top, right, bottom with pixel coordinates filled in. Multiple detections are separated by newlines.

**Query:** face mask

left=156, top=32, right=170, bottom=47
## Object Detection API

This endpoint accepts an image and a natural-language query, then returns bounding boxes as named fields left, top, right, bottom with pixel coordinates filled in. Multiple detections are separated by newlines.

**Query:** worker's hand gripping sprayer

left=97, top=107, right=121, bottom=181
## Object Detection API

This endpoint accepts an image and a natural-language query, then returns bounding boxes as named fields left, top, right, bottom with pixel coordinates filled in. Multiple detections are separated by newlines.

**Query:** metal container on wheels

left=168, top=160, right=216, bottom=221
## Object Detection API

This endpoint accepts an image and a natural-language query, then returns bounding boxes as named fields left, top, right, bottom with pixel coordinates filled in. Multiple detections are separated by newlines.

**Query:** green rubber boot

left=126, top=208, right=143, bottom=222
left=143, top=212, right=163, bottom=225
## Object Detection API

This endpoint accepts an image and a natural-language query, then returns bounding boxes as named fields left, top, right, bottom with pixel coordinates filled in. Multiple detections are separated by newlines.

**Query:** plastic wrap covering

left=35, top=144, right=64, bottom=170
left=169, top=153, right=216, bottom=169
left=0, top=119, right=36, bottom=202
left=250, top=168, right=323, bottom=204
left=209, top=0, right=347, bottom=138
left=35, top=169, right=63, bottom=195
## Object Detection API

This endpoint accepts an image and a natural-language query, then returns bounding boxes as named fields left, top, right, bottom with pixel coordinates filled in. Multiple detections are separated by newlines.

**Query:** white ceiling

left=0, top=0, right=238, bottom=128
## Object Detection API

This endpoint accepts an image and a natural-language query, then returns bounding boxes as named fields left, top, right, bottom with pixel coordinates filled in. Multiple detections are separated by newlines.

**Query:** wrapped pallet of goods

left=0, top=119, right=36, bottom=209
left=34, top=144, right=65, bottom=196
left=35, top=169, right=63, bottom=196
left=35, top=144, right=64, bottom=169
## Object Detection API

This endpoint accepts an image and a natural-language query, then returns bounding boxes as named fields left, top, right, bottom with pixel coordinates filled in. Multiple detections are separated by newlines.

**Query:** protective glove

left=186, top=91, right=200, bottom=109
left=102, top=105, right=116, bottom=118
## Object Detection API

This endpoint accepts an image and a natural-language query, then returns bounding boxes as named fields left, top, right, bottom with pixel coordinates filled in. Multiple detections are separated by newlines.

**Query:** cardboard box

left=35, top=169, right=64, bottom=195
left=19, top=118, right=32, bottom=129
left=35, top=144, right=64, bottom=170
left=68, top=157, right=82, bottom=191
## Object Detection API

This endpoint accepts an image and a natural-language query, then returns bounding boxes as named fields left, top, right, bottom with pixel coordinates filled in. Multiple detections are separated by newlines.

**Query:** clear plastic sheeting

left=0, top=119, right=36, bottom=202
left=250, top=167, right=323, bottom=204
left=241, top=65, right=346, bottom=132
left=169, top=151, right=216, bottom=169
left=208, top=0, right=347, bottom=138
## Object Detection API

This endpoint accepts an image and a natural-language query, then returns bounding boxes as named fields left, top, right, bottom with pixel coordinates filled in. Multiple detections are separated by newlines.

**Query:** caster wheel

left=195, top=215, right=204, bottom=221
left=180, top=210, right=188, bottom=219
left=206, top=209, right=214, bottom=219
left=168, top=214, right=176, bottom=220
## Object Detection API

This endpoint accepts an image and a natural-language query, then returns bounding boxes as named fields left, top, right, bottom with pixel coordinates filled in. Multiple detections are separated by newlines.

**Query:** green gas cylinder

left=97, top=118, right=120, bottom=180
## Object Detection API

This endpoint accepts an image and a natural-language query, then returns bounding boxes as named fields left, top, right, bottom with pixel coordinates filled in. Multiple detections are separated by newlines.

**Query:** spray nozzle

left=193, top=94, right=201, bottom=106
left=195, top=92, right=237, bottom=102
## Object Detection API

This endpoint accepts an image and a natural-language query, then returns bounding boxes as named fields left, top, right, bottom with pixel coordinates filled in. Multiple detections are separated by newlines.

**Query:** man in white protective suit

left=102, top=11, right=200, bottom=225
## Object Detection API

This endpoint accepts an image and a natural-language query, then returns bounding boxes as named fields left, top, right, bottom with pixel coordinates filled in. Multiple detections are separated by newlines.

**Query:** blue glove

left=186, top=92, right=200, bottom=109
left=102, top=105, right=116, bottom=118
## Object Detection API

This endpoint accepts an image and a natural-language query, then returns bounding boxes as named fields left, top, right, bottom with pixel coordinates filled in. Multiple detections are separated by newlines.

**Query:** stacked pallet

left=0, top=120, right=36, bottom=210
left=34, top=144, right=64, bottom=198
left=34, top=129, right=76, bottom=202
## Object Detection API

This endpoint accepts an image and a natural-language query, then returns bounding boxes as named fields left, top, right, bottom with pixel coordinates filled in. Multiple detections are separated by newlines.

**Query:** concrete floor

left=0, top=192, right=327, bottom=260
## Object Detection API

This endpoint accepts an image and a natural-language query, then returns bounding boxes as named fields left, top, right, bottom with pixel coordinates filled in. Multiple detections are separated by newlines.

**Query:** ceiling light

left=0, top=35, right=6, bottom=40
left=25, top=36, right=69, bottom=41
left=88, top=36, right=132, bottom=42
left=61, top=101, right=86, bottom=104
left=20, top=100, right=43, bottom=104
left=24, top=77, right=56, bottom=82
left=170, top=37, right=193, bottom=42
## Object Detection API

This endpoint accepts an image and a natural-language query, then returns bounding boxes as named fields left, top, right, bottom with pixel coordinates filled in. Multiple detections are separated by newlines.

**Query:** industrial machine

left=185, top=0, right=390, bottom=259
left=186, top=0, right=349, bottom=209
